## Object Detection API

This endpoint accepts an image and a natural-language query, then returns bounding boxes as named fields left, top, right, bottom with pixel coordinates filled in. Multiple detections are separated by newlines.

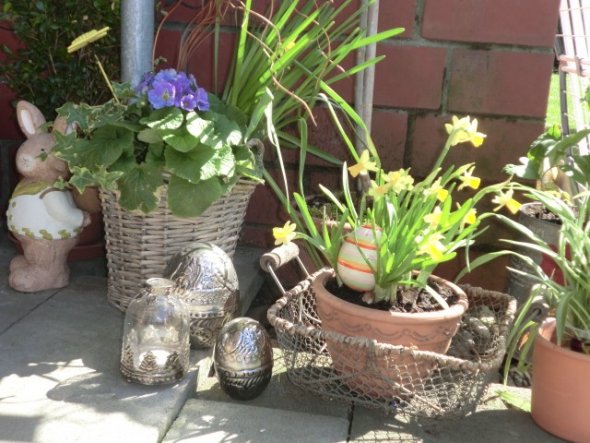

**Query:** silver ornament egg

left=164, top=242, right=239, bottom=348
left=213, top=317, right=273, bottom=400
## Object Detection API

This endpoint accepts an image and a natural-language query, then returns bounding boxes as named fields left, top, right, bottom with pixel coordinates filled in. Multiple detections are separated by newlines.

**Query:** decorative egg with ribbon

left=336, top=225, right=381, bottom=292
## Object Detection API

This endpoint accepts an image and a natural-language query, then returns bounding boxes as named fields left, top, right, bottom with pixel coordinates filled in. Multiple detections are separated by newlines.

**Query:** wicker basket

left=267, top=269, right=517, bottom=417
left=99, top=179, right=257, bottom=311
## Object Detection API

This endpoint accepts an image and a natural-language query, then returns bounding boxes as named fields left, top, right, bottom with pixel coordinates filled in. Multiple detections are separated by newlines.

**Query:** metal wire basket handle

left=259, top=243, right=310, bottom=295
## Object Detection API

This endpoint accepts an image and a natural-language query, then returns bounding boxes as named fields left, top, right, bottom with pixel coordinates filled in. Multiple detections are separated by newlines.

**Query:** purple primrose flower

left=196, top=87, right=209, bottom=112
left=179, top=94, right=197, bottom=111
left=148, top=80, right=176, bottom=109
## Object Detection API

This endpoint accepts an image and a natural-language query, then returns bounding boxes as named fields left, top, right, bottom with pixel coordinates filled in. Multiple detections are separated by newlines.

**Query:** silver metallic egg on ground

left=163, top=242, right=239, bottom=348
left=214, top=317, right=273, bottom=400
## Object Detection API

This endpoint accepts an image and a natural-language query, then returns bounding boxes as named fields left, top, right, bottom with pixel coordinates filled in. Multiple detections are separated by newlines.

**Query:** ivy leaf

left=200, top=144, right=236, bottom=180
left=168, top=175, right=228, bottom=217
left=81, top=125, right=134, bottom=167
left=68, top=166, right=123, bottom=193
left=164, top=145, right=216, bottom=183
left=140, top=107, right=183, bottom=130
left=162, top=125, right=200, bottom=152
left=117, top=163, right=163, bottom=213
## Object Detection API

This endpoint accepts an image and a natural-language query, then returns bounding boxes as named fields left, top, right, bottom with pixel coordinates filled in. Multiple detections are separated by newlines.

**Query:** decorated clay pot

left=312, top=268, right=468, bottom=399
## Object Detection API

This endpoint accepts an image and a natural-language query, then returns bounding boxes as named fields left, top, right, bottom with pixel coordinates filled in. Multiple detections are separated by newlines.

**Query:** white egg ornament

left=336, top=225, right=381, bottom=292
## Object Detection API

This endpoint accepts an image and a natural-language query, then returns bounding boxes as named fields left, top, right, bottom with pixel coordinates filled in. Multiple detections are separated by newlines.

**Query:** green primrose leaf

left=200, top=144, right=236, bottom=180
left=137, top=128, right=163, bottom=144
left=167, top=175, right=227, bottom=217
left=164, top=145, right=216, bottom=183
left=117, top=163, right=163, bottom=213
left=140, top=107, right=183, bottom=130
left=162, top=125, right=200, bottom=152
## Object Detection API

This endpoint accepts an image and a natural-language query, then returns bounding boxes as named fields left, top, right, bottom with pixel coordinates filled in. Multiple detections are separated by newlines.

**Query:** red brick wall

left=0, top=1, right=560, bottom=284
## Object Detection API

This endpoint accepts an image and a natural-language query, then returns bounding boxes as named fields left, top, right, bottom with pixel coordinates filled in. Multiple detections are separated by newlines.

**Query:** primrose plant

left=275, top=116, right=519, bottom=308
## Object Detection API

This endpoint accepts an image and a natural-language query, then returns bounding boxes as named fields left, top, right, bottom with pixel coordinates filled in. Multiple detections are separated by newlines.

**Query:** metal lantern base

left=120, top=346, right=187, bottom=385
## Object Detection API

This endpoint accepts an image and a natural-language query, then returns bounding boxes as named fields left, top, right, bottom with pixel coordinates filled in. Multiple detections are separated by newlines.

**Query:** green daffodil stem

left=430, top=132, right=454, bottom=177
left=95, top=55, right=119, bottom=104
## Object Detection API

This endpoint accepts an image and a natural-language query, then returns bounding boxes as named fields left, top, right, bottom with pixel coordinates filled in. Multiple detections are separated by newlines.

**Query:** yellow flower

left=368, top=180, right=389, bottom=198
left=462, top=208, right=477, bottom=227
left=427, top=180, right=449, bottom=202
left=492, top=189, right=522, bottom=214
left=417, top=233, right=446, bottom=261
left=445, top=116, right=486, bottom=148
left=424, top=207, right=443, bottom=228
left=458, top=167, right=481, bottom=191
left=272, top=221, right=297, bottom=246
left=68, top=27, right=110, bottom=53
left=384, top=169, right=414, bottom=194
left=348, top=150, right=378, bottom=178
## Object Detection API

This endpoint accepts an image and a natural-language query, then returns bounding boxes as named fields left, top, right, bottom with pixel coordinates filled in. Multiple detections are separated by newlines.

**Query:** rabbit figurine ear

left=16, top=101, right=47, bottom=139
left=52, top=116, right=73, bottom=135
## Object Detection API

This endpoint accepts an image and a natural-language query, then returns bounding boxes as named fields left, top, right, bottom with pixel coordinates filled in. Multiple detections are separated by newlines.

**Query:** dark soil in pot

left=521, top=202, right=562, bottom=224
left=325, top=277, right=459, bottom=314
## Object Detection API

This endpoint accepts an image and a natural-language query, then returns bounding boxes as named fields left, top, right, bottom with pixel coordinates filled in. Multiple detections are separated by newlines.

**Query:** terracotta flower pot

left=531, top=318, right=590, bottom=443
left=312, top=268, right=468, bottom=398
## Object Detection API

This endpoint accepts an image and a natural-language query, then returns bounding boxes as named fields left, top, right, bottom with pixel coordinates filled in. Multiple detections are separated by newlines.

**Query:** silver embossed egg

left=163, top=242, right=239, bottom=348
left=213, top=317, right=273, bottom=400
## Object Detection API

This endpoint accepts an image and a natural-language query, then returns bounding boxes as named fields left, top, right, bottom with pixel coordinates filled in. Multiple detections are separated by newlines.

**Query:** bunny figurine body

left=6, top=101, right=90, bottom=292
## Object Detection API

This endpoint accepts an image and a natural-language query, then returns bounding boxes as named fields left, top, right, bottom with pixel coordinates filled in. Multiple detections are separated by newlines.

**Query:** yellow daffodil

left=458, top=167, right=481, bottom=191
left=424, top=207, right=443, bottom=228
left=445, top=115, right=486, bottom=148
left=492, top=189, right=522, bottom=214
left=368, top=180, right=389, bottom=198
left=417, top=233, right=446, bottom=261
left=461, top=208, right=477, bottom=228
left=348, top=150, right=378, bottom=178
left=272, top=221, right=297, bottom=246
left=427, top=179, right=449, bottom=202
left=68, top=27, right=110, bottom=53
left=384, top=169, right=414, bottom=194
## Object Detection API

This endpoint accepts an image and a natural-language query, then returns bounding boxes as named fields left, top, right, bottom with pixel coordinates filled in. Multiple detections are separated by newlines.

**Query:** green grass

left=546, top=73, right=581, bottom=131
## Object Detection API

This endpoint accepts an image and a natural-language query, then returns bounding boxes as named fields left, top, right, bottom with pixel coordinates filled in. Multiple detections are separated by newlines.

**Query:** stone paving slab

left=163, top=399, right=350, bottom=443
left=0, top=276, right=200, bottom=443
left=349, top=385, right=565, bottom=443
left=193, top=344, right=351, bottom=419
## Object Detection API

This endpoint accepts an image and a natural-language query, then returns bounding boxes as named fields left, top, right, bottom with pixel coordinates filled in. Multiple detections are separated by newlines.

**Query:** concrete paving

left=0, top=238, right=567, bottom=443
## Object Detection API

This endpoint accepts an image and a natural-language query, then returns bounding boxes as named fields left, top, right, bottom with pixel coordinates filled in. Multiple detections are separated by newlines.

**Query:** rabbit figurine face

left=6, top=101, right=90, bottom=293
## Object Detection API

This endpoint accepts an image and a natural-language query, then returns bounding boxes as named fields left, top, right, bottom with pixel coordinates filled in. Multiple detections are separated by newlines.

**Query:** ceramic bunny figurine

left=6, top=101, right=90, bottom=292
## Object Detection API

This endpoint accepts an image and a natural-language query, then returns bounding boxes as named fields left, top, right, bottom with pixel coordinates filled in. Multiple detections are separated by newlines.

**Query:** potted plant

left=273, top=116, right=518, bottom=397
left=466, top=186, right=590, bottom=442
left=503, top=125, right=590, bottom=304
left=51, top=0, right=403, bottom=309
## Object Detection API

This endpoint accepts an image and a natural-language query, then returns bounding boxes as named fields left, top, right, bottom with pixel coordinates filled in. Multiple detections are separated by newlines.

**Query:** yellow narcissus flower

left=462, top=208, right=477, bottom=227
left=68, top=27, right=110, bottom=53
left=445, top=115, right=486, bottom=147
left=417, top=233, right=446, bottom=261
left=458, top=167, right=481, bottom=191
left=273, top=221, right=297, bottom=246
left=427, top=180, right=449, bottom=202
left=368, top=180, right=389, bottom=198
left=424, top=207, right=443, bottom=228
left=385, top=169, right=414, bottom=194
left=492, top=189, right=522, bottom=214
left=348, top=150, right=378, bottom=178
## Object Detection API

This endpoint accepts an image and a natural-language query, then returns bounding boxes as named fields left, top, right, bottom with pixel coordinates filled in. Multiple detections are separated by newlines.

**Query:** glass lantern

left=120, top=278, right=190, bottom=385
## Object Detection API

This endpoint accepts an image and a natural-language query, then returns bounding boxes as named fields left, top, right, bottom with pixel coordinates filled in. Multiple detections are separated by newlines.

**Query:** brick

left=435, top=251, right=510, bottom=293
left=374, top=45, right=446, bottom=109
left=447, top=49, right=554, bottom=118
left=422, top=0, right=560, bottom=48
left=410, top=114, right=545, bottom=182
left=239, top=224, right=273, bottom=248
left=155, top=29, right=236, bottom=95
left=306, top=107, right=354, bottom=167
left=245, top=168, right=297, bottom=225
left=378, top=0, right=416, bottom=38
left=371, top=110, right=407, bottom=171
left=0, top=86, right=19, bottom=139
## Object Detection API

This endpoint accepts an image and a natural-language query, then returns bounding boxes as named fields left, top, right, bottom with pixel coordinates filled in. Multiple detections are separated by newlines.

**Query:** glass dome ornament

left=120, top=278, right=190, bottom=385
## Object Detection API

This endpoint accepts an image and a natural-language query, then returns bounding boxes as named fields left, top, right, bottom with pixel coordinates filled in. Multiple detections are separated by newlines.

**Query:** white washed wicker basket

left=100, top=179, right=257, bottom=311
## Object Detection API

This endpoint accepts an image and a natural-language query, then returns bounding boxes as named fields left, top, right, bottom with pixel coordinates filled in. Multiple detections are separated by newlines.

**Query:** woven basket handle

left=260, top=243, right=309, bottom=294
left=246, top=138, right=264, bottom=160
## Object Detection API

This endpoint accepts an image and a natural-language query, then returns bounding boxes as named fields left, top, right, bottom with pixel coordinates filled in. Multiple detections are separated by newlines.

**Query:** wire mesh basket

left=263, top=245, right=517, bottom=417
